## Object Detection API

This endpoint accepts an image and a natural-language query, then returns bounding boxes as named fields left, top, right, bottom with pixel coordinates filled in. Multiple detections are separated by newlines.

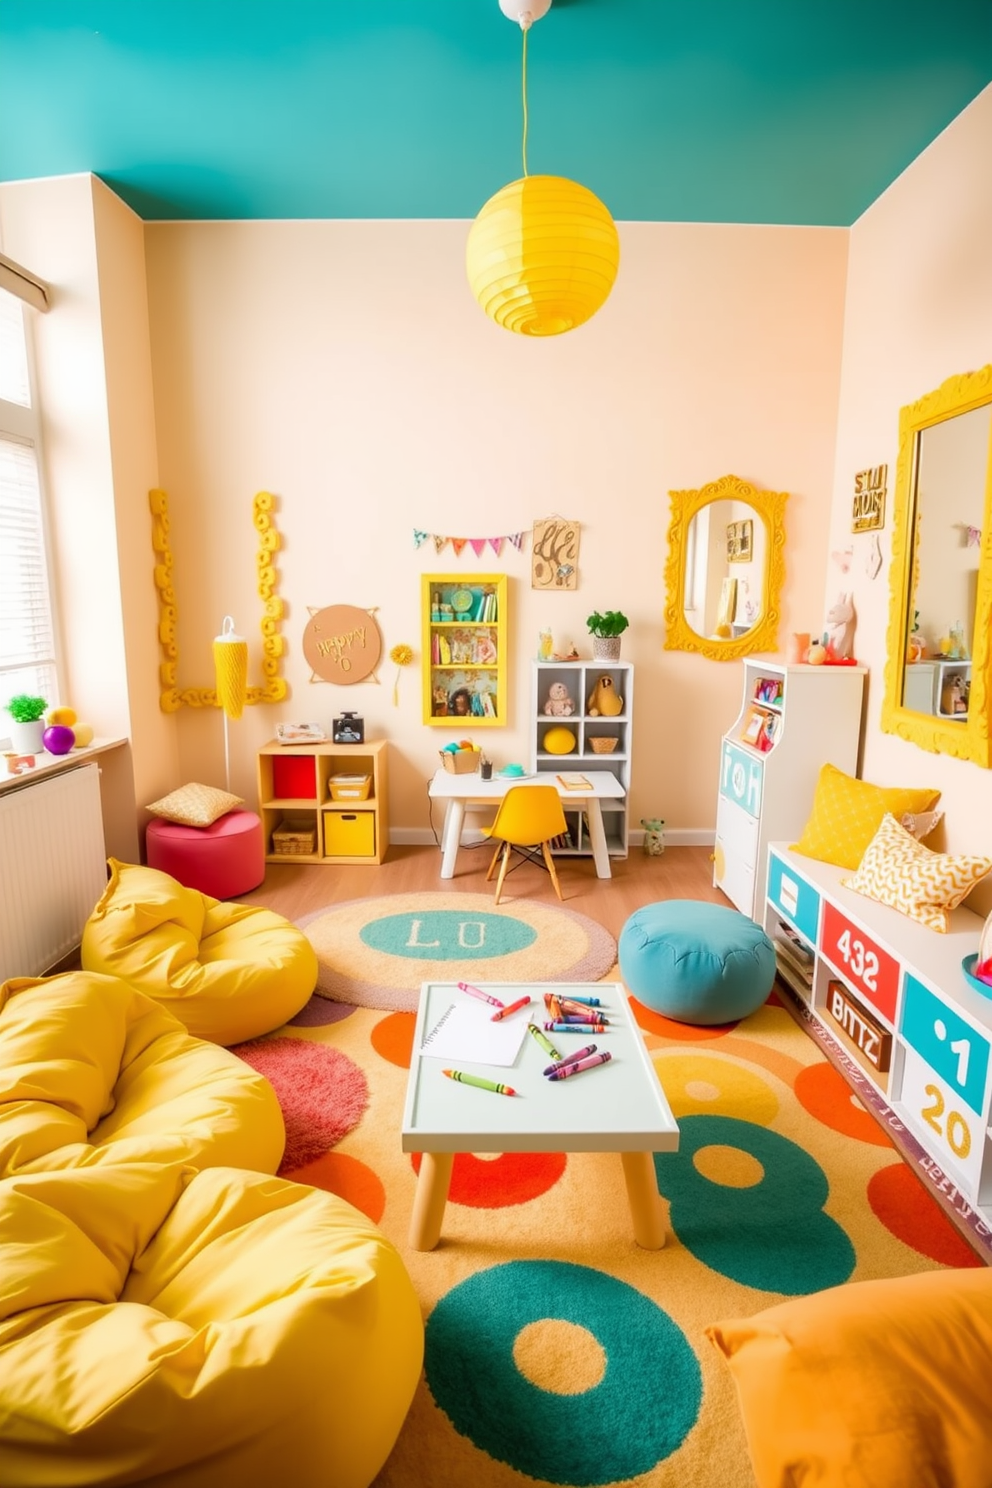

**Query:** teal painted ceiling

left=1, top=0, right=989, bottom=226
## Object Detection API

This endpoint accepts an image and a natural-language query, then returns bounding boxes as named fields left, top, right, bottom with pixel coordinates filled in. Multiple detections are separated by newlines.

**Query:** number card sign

left=825, top=979, right=893, bottom=1073
left=900, top=1045, right=983, bottom=1192
left=531, top=518, right=580, bottom=590
left=820, top=902, right=898, bottom=1023
left=852, top=465, right=886, bottom=533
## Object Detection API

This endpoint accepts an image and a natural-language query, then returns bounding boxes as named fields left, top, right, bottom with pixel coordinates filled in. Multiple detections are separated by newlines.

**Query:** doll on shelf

left=474, top=632, right=497, bottom=665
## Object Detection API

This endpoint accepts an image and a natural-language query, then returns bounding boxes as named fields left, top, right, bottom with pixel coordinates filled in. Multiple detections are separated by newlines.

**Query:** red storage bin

left=272, top=754, right=317, bottom=799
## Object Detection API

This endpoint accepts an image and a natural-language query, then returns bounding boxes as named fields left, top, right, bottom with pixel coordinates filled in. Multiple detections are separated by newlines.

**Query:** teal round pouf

left=619, top=901, right=776, bottom=1025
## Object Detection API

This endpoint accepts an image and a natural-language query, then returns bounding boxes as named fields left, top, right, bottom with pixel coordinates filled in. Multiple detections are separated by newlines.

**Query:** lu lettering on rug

left=296, top=892, right=617, bottom=1011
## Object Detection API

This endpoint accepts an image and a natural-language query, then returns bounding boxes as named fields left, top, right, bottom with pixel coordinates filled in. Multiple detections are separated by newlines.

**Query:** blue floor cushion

left=619, top=901, right=775, bottom=1025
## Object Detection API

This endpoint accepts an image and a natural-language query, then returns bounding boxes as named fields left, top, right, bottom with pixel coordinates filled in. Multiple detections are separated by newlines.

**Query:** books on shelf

left=740, top=704, right=779, bottom=753
left=774, top=922, right=814, bottom=986
left=557, top=773, right=592, bottom=790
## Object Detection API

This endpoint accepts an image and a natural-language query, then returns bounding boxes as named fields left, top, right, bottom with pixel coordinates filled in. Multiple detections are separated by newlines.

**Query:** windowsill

left=0, top=737, right=128, bottom=797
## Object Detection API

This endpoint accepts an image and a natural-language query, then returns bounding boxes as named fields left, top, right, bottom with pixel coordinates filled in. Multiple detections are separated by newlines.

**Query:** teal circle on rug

left=296, top=892, right=617, bottom=1012
left=361, top=909, right=536, bottom=959
left=425, top=1259, right=701, bottom=1485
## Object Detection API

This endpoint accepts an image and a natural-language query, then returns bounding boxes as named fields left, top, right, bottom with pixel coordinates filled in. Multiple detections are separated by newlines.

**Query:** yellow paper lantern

left=467, top=175, right=620, bottom=337
left=213, top=616, right=248, bottom=721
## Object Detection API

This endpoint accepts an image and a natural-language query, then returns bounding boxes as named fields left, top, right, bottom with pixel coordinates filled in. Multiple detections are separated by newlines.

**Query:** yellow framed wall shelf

left=421, top=574, right=507, bottom=727
left=256, top=738, right=389, bottom=865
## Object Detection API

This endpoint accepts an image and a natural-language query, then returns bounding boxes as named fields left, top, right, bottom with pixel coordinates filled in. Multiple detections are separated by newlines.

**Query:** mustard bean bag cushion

left=0, top=1162, right=424, bottom=1488
left=0, top=971, right=284, bottom=1179
left=81, top=858, right=318, bottom=1045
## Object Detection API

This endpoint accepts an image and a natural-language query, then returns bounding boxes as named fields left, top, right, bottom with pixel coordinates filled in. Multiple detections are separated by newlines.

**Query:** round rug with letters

left=296, top=892, right=617, bottom=1011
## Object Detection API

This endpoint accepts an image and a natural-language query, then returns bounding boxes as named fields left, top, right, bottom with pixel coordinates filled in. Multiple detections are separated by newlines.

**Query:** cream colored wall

left=143, top=218, right=848, bottom=840
left=0, top=173, right=172, bottom=858
left=831, top=84, right=992, bottom=903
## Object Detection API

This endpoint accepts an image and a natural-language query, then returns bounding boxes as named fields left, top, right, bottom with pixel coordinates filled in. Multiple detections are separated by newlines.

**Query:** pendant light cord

left=521, top=25, right=529, bottom=177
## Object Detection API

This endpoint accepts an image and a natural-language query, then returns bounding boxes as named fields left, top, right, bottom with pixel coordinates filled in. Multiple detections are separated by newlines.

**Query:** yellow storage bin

left=329, top=774, right=372, bottom=802
left=323, top=809, right=376, bottom=858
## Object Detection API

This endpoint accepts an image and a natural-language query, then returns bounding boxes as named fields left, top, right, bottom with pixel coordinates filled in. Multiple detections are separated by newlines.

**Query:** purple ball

left=42, top=724, right=75, bottom=755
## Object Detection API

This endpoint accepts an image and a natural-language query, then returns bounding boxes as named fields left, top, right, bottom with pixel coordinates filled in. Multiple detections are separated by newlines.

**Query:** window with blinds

left=0, top=288, right=59, bottom=717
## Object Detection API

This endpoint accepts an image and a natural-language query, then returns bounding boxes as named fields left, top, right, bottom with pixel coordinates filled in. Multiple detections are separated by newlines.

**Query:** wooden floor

left=240, top=842, right=729, bottom=939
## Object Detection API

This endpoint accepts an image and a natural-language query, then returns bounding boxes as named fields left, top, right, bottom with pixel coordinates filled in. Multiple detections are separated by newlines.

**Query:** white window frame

left=0, top=273, right=64, bottom=727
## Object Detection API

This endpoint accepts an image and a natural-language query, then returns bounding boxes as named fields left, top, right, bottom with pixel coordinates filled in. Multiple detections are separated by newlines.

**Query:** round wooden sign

left=303, top=605, right=382, bottom=685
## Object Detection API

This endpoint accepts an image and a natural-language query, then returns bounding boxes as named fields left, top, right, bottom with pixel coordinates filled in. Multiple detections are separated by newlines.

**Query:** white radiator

left=0, top=763, right=108, bottom=982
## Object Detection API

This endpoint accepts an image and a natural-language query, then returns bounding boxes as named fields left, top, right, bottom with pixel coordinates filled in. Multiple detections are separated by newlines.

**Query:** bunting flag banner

left=412, top=530, right=526, bottom=557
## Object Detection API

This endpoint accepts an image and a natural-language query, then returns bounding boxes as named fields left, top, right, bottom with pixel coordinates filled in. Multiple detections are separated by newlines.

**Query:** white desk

left=428, top=767, right=625, bottom=880
left=402, top=981, right=679, bottom=1250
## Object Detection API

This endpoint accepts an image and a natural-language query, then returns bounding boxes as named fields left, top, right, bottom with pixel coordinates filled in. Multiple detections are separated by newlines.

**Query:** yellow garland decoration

left=150, top=488, right=288, bottom=712
left=389, top=643, right=414, bottom=707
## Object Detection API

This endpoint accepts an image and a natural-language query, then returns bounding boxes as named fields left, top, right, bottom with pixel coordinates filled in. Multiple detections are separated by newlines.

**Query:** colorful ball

left=70, top=722, right=94, bottom=748
left=543, top=726, right=577, bottom=755
left=42, top=724, right=75, bottom=755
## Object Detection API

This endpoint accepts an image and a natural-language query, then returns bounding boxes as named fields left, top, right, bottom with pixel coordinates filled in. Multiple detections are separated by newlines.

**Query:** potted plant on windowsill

left=4, top=694, right=48, bottom=755
left=586, top=610, right=629, bottom=661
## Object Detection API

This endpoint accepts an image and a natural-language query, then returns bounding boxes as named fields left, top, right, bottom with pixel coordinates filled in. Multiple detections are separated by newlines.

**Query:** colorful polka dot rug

left=239, top=983, right=986, bottom=1488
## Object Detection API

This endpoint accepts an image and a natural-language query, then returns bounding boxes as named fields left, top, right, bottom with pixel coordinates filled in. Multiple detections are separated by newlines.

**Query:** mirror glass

left=664, top=474, right=787, bottom=660
left=881, top=365, right=992, bottom=766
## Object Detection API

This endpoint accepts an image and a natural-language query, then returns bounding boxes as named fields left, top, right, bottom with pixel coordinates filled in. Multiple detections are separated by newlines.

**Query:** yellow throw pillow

left=843, top=812, right=992, bottom=932
left=146, top=782, right=243, bottom=828
left=791, top=763, right=941, bottom=870
left=707, top=1269, right=992, bottom=1488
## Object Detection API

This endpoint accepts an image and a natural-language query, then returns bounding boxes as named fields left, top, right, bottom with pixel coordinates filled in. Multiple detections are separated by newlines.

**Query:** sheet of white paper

left=419, top=1000, right=529, bottom=1067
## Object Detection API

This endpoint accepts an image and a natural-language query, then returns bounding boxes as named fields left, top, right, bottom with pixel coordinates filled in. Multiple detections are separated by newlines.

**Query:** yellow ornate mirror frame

left=663, top=473, right=788, bottom=660
left=881, top=364, right=992, bottom=767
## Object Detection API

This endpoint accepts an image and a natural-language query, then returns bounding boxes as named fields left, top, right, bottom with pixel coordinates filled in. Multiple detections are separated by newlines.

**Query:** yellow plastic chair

left=482, top=785, right=568, bottom=904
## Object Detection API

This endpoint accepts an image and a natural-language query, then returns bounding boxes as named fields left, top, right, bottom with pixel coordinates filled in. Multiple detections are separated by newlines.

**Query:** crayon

left=543, top=1043, right=597, bottom=1075
left=491, top=994, right=532, bottom=1022
left=554, top=1012, right=610, bottom=1024
left=527, top=1022, right=561, bottom=1061
left=559, top=1001, right=610, bottom=1020
left=558, top=994, right=602, bottom=1008
left=544, top=993, right=564, bottom=1021
left=457, top=981, right=505, bottom=1009
left=443, top=1069, right=517, bottom=1097
left=544, top=1022, right=607, bottom=1035
left=546, top=1051, right=613, bottom=1081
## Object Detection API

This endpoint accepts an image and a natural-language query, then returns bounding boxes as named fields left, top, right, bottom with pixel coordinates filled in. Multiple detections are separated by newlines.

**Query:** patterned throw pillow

left=146, top=782, right=243, bottom=828
left=791, top=763, right=941, bottom=870
left=843, top=813, right=992, bottom=932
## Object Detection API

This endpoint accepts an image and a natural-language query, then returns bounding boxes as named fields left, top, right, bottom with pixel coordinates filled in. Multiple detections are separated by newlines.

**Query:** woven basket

left=440, top=749, right=480, bottom=774
left=588, top=736, right=618, bottom=754
left=592, top=636, right=622, bottom=661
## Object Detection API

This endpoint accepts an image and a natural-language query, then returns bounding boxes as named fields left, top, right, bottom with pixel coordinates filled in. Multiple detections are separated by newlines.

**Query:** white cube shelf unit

left=714, top=659, right=867, bottom=920
left=765, top=842, right=992, bottom=1232
left=530, top=660, right=633, bottom=861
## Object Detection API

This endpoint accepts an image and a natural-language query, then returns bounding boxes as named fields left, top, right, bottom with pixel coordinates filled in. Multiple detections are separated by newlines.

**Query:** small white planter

left=8, top=718, right=45, bottom=754
left=592, top=636, right=623, bottom=662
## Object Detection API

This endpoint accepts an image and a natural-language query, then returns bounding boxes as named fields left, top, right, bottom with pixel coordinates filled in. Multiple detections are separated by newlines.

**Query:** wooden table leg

left=620, top=1150, right=666, bottom=1249
left=408, top=1151, right=455, bottom=1250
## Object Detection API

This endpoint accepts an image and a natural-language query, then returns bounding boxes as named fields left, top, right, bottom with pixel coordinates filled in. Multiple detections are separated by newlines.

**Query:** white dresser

left=713, top=659, right=867, bottom=919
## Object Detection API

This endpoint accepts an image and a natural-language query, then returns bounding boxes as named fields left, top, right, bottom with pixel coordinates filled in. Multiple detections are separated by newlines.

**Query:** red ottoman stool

left=146, top=810, right=265, bottom=900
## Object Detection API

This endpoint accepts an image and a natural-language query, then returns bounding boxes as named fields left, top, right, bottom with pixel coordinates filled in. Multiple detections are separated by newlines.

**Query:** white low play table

left=427, top=768, right=625, bottom=880
left=401, top=980, right=679, bottom=1251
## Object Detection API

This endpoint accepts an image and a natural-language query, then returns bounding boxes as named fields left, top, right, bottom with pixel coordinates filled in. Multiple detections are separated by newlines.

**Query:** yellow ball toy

left=71, top=722, right=94, bottom=748
left=543, top=726, right=577, bottom=755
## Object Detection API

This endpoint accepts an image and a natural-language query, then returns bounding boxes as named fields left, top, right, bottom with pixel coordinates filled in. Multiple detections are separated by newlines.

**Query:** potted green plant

left=586, top=610, right=630, bottom=661
left=4, top=694, right=48, bottom=755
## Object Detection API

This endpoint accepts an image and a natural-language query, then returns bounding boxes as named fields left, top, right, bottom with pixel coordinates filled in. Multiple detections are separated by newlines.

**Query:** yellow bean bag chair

left=0, top=1161, right=424, bottom=1487
left=81, top=858, right=319, bottom=1045
left=0, top=971, right=284, bottom=1179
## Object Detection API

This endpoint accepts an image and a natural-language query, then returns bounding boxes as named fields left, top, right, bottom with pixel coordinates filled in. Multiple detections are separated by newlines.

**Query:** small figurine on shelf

left=449, top=687, right=472, bottom=717
left=538, top=627, right=554, bottom=661
left=543, top=681, right=575, bottom=717
left=587, top=675, right=624, bottom=716
left=432, top=684, right=448, bottom=716
left=553, top=641, right=581, bottom=662
left=825, top=592, right=856, bottom=660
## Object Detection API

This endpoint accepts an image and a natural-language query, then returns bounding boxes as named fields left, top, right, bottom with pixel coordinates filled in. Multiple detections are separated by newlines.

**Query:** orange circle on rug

left=794, top=1061, right=892, bottom=1147
left=631, top=997, right=740, bottom=1040
left=868, top=1161, right=984, bottom=1267
left=370, top=1010, right=416, bottom=1068
left=282, top=1150, right=386, bottom=1224
left=411, top=1150, right=567, bottom=1207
